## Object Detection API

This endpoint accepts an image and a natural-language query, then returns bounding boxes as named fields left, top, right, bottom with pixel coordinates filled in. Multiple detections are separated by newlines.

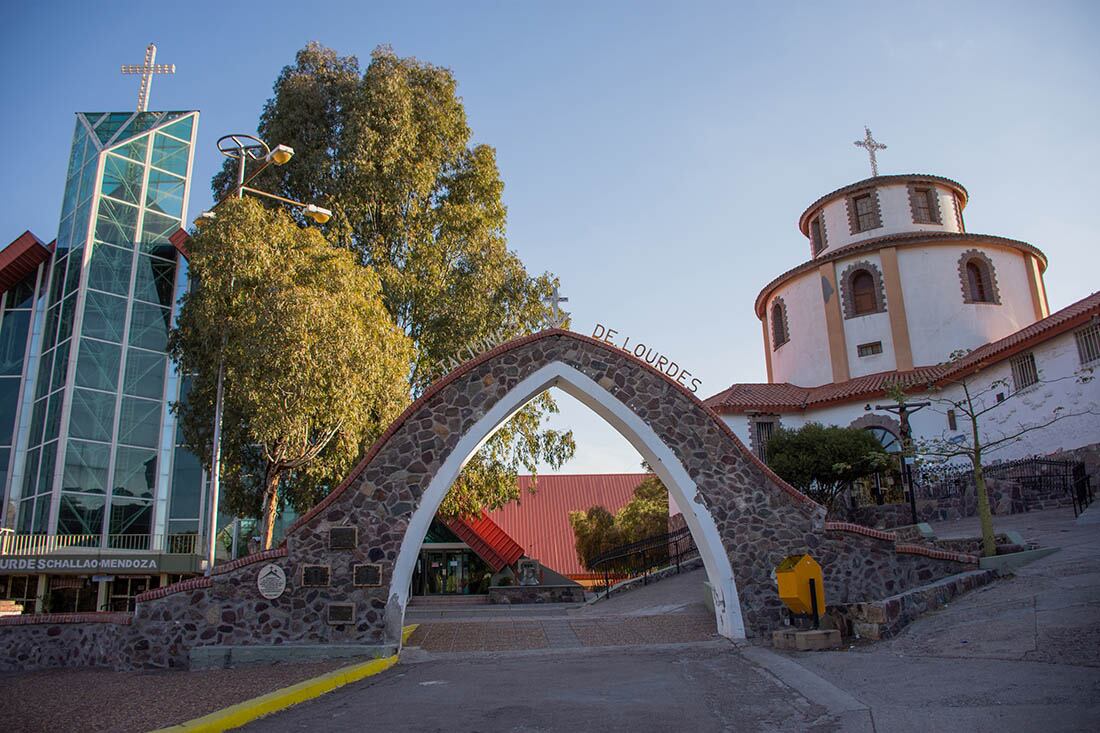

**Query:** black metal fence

left=588, top=526, right=698, bottom=596
left=913, top=457, right=1094, bottom=517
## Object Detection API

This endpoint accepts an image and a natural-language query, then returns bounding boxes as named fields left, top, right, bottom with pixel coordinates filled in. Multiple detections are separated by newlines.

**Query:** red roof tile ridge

left=134, top=576, right=213, bottom=604
left=824, top=520, right=898, bottom=543
left=895, top=542, right=979, bottom=565
left=0, top=611, right=133, bottom=627
left=210, top=546, right=289, bottom=577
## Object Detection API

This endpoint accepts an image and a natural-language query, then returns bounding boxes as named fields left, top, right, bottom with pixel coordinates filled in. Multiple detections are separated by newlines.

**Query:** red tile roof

left=485, top=473, right=648, bottom=578
left=446, top=514, right=524, bottom=572
left=708, top=290, right=1100, bottom=414
left=0, top=231, right=52, bottom=296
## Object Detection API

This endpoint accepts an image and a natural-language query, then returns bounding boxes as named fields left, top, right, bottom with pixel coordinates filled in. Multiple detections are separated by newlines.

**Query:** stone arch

left=287, top=329, right=827, bottom=643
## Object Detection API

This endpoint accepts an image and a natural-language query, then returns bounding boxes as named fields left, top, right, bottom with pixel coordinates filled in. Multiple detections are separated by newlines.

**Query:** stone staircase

left=0, top=600, right=24, bottom=617
left=407, top=594, right=490, bottom=608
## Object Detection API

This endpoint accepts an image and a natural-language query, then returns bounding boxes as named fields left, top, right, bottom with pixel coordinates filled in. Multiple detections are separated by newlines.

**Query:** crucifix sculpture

left=544, top=286, right=569, bottom=329
left=853, top=127, right=887, bottom=177
left=121, top=43, right=175, bottom=112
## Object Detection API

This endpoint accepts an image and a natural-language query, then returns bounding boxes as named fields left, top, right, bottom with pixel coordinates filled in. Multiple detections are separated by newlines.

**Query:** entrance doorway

left=414, top=550, right=492, bottom=595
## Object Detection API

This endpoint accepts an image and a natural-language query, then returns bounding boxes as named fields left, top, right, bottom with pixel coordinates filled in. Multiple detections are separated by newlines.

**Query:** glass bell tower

left=7, top=110, right=204, bottom=554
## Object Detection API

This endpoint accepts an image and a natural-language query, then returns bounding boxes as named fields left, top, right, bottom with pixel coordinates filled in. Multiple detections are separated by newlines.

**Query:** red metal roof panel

left=485, top=473, right=648, bottom=578
left=0, top=231, right=52, bottom=296
left=446, top=514, right=524, bottom=572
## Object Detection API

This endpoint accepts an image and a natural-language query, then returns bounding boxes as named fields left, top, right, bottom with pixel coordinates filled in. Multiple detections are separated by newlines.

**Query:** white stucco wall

left=898, top=244, right=1037, bottom=367
left=768, top=270, right=833, bottom=387
left=724, top=328, right=1100, bottom=467
left=833, top=251, right=898, bottom=377
left=814, top=183, right=963, bottom=254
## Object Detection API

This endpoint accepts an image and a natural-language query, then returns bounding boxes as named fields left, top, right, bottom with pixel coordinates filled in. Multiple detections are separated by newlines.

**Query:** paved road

left=245, top=506, right=1100, bottom=732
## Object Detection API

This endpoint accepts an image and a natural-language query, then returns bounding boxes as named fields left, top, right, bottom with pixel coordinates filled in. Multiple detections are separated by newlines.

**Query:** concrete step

left=408, top=594, right=490, bottom=607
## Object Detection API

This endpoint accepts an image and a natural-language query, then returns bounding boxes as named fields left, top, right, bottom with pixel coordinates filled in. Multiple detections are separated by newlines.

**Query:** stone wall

left=0, top=613, right=131, bottom=671
left=0, top=330, right=979, bottom=671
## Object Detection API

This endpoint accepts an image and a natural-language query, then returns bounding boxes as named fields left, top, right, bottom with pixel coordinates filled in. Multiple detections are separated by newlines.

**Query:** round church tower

left=756, top=174, right=1050, bottom=387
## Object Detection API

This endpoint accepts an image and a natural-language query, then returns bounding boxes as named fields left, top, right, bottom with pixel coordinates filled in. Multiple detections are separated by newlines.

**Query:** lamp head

left=305, top=204, right=332, bottom=225
left=266, top=144, right=295, bottom=166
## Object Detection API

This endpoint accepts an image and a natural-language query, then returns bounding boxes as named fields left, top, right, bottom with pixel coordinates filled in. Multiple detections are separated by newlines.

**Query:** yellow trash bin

left=775, top=554, right=825, bottom=618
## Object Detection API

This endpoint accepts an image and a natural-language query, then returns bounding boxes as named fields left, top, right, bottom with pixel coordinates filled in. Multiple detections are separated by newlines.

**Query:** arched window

left=966, top=262, right=988, bottom=302
left=770, top=298, right=789, bottom=349
left=851, top=270, right=877, bottom=315
left=958, top=250, right=1000, bottom=305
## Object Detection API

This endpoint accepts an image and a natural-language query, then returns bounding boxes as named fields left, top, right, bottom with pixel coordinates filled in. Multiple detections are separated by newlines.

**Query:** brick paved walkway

left=406, top=611, right=717, bottom=652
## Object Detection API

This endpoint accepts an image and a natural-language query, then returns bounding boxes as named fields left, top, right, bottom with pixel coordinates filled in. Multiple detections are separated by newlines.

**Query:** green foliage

left=217, top=42, right=574, bottom=519
left=765, top=422, right=890, bottom=510
left=170, top=198, right=413, bottom=547
left=569, top=475, right=671, bottom=570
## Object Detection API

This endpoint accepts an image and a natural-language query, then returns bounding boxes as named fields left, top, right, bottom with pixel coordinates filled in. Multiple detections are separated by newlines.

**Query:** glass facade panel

left=17, top=498, right=33, bottom=533
left=94, top=113, right=132, bottom=145
left=113, top=134, right=148, bottom=165
left=168, top=447, right=202, bottom=520
left=145, top=170, right=185, bottom=218
left=127, top=301, right=171, bottom=352
left=62, top=439, right=109, bottom=494
left=36, top=441, right=57, bottom=496
left=81, top=291, right=127, bottom=342
left=50, top=339, right=70, bottom=392
left=32, top=495, right=49, bottom=534
left=108, top=498, right=152, bottom=538
left=140, top=211, right=180, bottom=259
left=87, top=242, right=132, bottom=296
left=8, top=274, right=37, bottom=309
left=132, top=254, right=176, bottom=307
left=160, top=115, right=194, bottom=142
left=42, top=391, right=62, bottom=444
left=75, top=338, right=121, bottom=391
left=117, top=397, right=160, bottom=448
left=57, top=493, right=105, bottom=535
left=68, top=387, right=115, bottom=442
left=27, top=400, right=45, bottom=447
left=0, top=309, right=30, bottom=375
left=151, top=133, right=189, bottom=176
left=123, top=348, right=165, bottom=400
left=100, top=154, right=144, bottom=205
left=58, top=292, right=77, bottom=339
left=35, top=349, right=52, bottom=400
left=94, top=197, right=139, bottom=245
left=0, top=379, right=17, bottom=444
left=112, top=446, right=157, bottom=499
left=63, top=255, right=82, bottom=296
left=21, top=447, right=39, bottom=498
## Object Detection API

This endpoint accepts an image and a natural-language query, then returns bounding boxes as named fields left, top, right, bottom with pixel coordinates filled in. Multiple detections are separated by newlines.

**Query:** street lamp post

left=870, top=399, right=932, bottom=526
left=200, top=135, right=331, bottom=575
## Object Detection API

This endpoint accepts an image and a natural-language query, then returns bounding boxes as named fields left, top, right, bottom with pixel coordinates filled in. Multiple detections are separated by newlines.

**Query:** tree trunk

left=972, top=449, right=997, bottom=558
left=259, top=469, right=281, bottom=551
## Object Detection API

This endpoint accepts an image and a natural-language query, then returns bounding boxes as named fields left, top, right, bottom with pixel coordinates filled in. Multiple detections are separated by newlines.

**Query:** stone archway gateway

left=1, top=329, right=980, bottom=670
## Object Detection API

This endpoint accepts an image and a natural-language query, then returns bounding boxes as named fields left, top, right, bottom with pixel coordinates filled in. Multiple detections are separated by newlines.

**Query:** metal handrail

left=0, top=533, right=200, bottom=556
left=589, top=525, right=698, bottom=597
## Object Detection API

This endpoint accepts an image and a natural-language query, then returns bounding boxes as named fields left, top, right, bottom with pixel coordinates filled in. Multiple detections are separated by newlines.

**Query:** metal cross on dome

left=543, top=286, right=569, bottom=329
left=853, top=126, right=887, bottom=177
left=121, top=43, right=175, bottom=112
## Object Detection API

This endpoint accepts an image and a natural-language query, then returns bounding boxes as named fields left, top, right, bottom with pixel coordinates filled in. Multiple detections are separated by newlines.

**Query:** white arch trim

left=387, top=361, right=747, bottom=642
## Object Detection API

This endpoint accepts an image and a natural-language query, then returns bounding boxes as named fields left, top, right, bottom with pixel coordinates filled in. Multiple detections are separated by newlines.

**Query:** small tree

left=569, top=474, right=671, bottom=570
left=765, top=423, right=890, bottom=511
left=170, top=198, right=414, bottom=549
left=912, top=350, right=1096, bottom=557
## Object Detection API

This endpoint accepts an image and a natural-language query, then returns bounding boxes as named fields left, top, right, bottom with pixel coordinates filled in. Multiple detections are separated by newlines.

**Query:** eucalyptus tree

left=215, top=43, right=574, bottom=518
left=170, top=198, right=413, bottom=549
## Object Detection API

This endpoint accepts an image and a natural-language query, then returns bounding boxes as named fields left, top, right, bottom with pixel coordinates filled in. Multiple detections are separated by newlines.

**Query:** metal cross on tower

left=121, top=43, right=175, bottom=112
left=544, top=286, right=569, bottom=329
left=853, top=126, right=887, bottom=177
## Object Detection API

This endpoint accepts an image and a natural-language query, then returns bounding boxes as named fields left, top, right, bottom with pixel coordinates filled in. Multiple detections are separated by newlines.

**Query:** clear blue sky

left=3, top=1, right=1098, bottom=473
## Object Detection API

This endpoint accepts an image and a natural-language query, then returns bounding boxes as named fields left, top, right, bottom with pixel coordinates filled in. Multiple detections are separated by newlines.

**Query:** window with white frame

left=1075, top=322, right=1100, bottom=364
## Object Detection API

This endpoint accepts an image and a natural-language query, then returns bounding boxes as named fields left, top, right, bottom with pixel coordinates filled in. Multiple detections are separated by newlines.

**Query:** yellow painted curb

left=151, top=625, right=418, bottom=733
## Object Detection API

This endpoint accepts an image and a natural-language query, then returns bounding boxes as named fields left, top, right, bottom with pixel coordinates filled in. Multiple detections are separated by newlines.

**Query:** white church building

left=704, top=164, right=1100, bottom=474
